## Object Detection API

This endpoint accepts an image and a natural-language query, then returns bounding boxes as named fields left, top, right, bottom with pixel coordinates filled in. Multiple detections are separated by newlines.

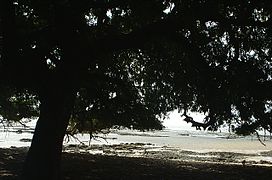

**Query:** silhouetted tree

left=1, top=0, right=272, bottom=179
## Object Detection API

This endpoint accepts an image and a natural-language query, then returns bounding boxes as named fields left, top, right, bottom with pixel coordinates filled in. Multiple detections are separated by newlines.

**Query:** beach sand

left=1, top=123, right=272, bottom=179
left=1, top=144, right=272, bottom=180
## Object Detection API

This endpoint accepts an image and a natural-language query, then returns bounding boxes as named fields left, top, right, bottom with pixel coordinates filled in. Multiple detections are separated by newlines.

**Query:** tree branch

left=95, top=15, right=184, bottom=53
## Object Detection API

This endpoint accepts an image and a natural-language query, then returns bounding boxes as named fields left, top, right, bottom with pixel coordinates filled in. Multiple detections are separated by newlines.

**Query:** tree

left=1, top=0, right=272, bottom=179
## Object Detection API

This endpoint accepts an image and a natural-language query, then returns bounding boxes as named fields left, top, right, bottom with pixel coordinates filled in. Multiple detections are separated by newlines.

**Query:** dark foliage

left=1, top=0, right=272, bottom=134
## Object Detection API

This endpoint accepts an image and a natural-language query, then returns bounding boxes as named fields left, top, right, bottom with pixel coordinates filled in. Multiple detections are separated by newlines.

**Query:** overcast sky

left=162, top=110, right=206, bottom=131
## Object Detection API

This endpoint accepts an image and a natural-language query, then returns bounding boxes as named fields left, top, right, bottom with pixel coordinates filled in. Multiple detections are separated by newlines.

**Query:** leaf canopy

left=1, top=0, right=272, bottom=134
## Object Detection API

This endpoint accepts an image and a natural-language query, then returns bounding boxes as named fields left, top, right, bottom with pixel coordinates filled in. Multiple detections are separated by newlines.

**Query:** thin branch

left=65, top=132, right=86, bottom=146
left=89, top=133, right=110, bottom=146
left=255, top=130, right=266, bottom=146
left=181, top=110, right=207, bottom=130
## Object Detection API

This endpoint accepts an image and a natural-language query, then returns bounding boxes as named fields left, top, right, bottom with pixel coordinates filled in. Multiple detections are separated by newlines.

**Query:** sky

left=162, top=110, right=206, bottom=131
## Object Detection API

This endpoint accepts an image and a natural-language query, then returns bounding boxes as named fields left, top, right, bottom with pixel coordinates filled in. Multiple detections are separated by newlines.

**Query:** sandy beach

left=61, top=128, right=272, bottom=166
left=1, top=120, right=272, bottom=179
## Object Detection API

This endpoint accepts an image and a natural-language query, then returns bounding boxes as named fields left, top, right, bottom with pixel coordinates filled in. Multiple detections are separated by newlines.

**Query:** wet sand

left=1, top=145, right=272, bottom=180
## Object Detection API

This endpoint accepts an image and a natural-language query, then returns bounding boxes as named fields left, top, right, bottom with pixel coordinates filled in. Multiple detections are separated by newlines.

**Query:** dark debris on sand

left=0, top=147, right=272, bottom=180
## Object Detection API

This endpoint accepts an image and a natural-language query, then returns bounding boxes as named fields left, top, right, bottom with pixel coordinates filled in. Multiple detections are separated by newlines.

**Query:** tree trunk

left=21, top=87, right=76, bottom=180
